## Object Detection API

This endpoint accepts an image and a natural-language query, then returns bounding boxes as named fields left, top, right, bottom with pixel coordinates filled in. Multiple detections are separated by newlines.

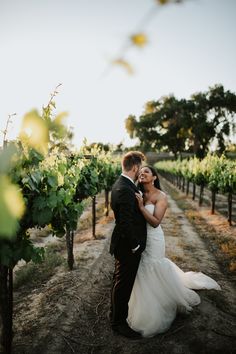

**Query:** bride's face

left=138, top=167, right=155, bottom=184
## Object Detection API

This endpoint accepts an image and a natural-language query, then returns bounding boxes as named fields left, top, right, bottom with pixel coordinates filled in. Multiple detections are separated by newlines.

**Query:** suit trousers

left=111, top=249, right=141, bottom=326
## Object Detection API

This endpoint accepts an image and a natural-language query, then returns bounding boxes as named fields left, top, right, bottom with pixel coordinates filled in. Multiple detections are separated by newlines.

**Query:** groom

left=109, top=151, right=147, bottom=339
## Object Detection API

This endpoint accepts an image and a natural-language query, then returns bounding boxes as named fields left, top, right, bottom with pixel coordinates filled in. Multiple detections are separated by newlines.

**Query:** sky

left=0, top=0, right=236, bottom=148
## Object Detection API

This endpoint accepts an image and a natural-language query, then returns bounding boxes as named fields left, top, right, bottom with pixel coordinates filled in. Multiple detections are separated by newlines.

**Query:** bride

left=127, top=165, right=221, bottom=338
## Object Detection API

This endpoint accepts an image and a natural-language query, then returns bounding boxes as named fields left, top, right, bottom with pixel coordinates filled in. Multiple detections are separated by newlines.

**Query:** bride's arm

left=135, top=193, right=167, bottom=228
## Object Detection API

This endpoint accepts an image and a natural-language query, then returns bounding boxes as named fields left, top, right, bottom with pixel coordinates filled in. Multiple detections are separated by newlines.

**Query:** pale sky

left=0, top=0, right=236, bottom=148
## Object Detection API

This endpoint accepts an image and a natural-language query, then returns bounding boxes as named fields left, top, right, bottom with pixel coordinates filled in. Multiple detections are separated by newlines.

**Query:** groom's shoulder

left=114, top=175, right=132, bottom=188
left=112, top=176, right=132, bottom=192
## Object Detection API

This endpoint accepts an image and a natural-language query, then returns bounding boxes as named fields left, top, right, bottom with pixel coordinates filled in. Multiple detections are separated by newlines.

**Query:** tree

left=126, top=95, right=192, bottom=156
left=188, top=91, right=215, bottom=158
left=125, top=85, right=236, bottom=158
left=207, top=84, right=236, bottom=154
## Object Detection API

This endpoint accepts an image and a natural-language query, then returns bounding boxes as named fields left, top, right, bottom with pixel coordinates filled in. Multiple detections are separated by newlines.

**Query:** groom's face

left=134, top=164, right=142, bottom=181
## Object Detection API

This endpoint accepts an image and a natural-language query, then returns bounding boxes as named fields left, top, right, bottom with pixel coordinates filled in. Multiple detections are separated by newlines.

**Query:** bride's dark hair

left=137, top=165, right=162, bottom=192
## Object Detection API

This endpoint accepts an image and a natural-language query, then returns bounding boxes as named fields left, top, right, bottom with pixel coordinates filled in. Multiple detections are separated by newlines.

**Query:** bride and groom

left=109, top=151, right=221, bottom=339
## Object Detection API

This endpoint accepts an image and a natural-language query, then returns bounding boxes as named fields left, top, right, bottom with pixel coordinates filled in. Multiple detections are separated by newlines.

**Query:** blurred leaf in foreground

left=19, top=110, right=49, bottom=154
left=131, top=33, right=148, bottom=48
left=0, top=176, right=25, bottom=238
left=112, top=58, right=134, bottom=75
left=0, top=143, right=17, bottom=173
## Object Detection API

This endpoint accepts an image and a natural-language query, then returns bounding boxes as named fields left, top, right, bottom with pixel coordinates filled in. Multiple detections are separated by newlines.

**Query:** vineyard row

left=155, top=154, right=236, bottom=225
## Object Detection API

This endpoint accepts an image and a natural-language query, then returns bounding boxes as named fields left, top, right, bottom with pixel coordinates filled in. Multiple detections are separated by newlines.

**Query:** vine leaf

left=0, top=176, right=25, bottom=238
left=20, top=110, right=49, bottom=154
left=131, top=33, right=148, bottom=47
left=112, top=58, right=134, bottom=75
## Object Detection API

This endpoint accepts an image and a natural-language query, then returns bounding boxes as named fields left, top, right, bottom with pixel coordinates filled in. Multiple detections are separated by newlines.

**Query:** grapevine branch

left=1, top=112, right=16, bottom=147
left=100, top=0, right=187, bottom=78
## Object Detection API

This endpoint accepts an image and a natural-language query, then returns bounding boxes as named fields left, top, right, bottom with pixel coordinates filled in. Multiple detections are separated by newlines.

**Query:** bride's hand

left=135, top=192, right=144, bottom=209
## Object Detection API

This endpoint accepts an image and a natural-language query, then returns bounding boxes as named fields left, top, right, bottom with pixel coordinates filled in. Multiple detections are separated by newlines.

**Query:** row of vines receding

left=155, top=154, right=236, bottom=226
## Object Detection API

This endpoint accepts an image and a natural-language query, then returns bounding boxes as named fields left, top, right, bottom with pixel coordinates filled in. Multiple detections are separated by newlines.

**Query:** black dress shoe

left=112, top=323, right=141, bottom=339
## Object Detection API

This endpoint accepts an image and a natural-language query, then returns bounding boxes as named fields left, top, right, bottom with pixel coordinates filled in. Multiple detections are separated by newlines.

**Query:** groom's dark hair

left=122, top=151, right=145, bottom=171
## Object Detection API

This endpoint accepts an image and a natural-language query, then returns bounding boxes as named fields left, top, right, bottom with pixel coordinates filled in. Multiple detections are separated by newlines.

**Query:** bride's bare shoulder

left=154, top=189, right=167, bottom=204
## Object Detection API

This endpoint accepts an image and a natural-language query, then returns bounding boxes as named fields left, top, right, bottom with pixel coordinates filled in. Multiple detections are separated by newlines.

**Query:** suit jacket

left=109, top=175, right=147, bottom=256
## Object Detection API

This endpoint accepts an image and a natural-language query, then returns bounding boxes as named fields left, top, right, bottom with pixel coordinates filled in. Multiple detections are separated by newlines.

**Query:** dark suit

left=110, top=175, right=147, bottom=326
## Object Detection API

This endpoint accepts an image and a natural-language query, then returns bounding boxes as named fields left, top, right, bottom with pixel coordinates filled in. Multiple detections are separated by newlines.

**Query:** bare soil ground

left=11, top=181, right=236, bottom=354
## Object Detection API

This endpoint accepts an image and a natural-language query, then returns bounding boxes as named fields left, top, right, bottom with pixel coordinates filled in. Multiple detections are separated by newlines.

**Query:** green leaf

left=0, top=243, right=12, bottom=266
left=47, top=193, right=58, bottom=208
left=33, top=207, right=53, bottom=226
left=0, top=176, right=24, bottom=239
left=47, top=175, right=58, bottom=189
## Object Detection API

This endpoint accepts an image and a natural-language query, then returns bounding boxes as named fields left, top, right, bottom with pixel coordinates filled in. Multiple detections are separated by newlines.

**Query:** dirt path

left=12, top=182, right=236, bottom=354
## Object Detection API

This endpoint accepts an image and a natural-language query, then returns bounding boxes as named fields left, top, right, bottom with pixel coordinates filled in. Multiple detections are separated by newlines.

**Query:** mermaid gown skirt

left=127, top=204, right=221, bottom=337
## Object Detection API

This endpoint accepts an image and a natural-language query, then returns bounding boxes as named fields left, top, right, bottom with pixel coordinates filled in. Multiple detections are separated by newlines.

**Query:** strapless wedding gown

left=127, top=204, right=221, bottom=338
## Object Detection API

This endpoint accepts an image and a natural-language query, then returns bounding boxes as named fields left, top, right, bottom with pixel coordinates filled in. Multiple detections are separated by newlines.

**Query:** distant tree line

left=125, top=84, right=236, bottom=158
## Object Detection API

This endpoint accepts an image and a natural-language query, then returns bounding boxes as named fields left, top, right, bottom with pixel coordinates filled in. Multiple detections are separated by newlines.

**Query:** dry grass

left=164, top=182, right=236, bottom=275
left=94, top=232, right=106, bottom=240
left=75, top=249, right=95, bottom=263
left=14, top=243, right=66, bottom=290
left=220, top=240, right=236, bottom=257
left=162, top=212, right=180, bottom=237
left=168, top=255, right=184, bottom=263
left=77, top=200, right=109, bottom=231
left=27, top=225, right=52, bottom=239
left=14, top=197, right=111, bottom=289
left=229, top=260, right=236, bottom=272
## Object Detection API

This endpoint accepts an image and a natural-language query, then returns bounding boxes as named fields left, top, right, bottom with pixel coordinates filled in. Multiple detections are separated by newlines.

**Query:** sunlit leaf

left=144, top=101, right=156, bottom=114
left=20, top=110, right=49, bottom=154
left=50, top=100, right=56, bottom=109
left=58, top=173, right=64, bottom=186
left=3, top=178, right=25, bottom=219
left=53, top=112, right=68, bottom=125
left=131, top=33, right=148, bottom=47
left=0, top=176, right=25, bottom=238
left=112, top=58, right=134, bottom=75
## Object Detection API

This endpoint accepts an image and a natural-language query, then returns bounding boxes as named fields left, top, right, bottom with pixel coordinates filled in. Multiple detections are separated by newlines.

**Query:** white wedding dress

left=127, top=204, right=221, bottom=338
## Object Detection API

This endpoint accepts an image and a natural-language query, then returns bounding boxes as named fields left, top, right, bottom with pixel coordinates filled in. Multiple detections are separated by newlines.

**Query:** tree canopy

left=125, top=84, right=236, bottom=158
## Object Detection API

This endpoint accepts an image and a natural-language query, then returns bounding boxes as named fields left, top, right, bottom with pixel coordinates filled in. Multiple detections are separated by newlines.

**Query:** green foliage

left=0, top=144, right=25, bottom=238
left=0, top=88, right=121, bottom=270
left=0, top=237, right=45, bottom=267
left=0, top=87, right=122, bottom=354
left=155, top=154, right=236, bottom=194
left=0, top=137, right=121, bottom=268
left=126, top=84, right=236, bottom=158
left=13, top=243, right=64, bottom=289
